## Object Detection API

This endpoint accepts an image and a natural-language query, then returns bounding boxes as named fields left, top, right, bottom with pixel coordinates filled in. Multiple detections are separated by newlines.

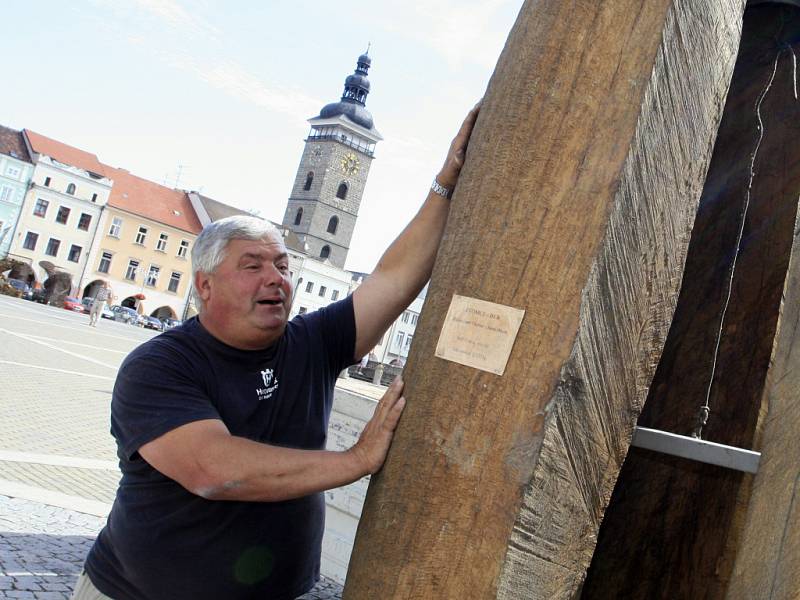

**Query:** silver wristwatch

left=431, top=178, right=453, bottom=200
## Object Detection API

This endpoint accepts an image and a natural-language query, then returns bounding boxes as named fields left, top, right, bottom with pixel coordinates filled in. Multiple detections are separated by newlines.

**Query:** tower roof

left=317, top=51, right=376, bottom=131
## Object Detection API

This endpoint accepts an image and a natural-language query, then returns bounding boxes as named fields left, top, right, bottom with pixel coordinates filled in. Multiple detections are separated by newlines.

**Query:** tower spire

left=342, top=52, right=372, bottom=107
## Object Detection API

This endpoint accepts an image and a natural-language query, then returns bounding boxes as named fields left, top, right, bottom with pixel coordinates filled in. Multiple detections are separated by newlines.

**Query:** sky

left=3, top=0, right=524, bottom=273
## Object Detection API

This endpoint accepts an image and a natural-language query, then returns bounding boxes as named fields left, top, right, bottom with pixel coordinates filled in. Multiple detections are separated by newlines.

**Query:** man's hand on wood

left=349, top=376, right=407, bottom=475
left=437, top=101, right=481, bottom=189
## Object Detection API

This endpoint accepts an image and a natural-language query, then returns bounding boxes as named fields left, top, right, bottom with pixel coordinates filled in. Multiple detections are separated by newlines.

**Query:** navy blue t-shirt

left=85, top=297, right=357, bottom=600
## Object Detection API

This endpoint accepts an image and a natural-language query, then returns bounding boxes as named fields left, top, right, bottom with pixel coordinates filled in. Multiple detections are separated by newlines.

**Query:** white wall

left=321, top=384, right=378, bottom=583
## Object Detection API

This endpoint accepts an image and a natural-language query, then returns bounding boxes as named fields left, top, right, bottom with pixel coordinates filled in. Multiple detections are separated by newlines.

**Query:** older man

left=74, top=105, right=479, bottom=600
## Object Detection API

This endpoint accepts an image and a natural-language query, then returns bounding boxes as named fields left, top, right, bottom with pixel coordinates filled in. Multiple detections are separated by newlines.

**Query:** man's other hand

left=349, top=376, right=407, bottom=475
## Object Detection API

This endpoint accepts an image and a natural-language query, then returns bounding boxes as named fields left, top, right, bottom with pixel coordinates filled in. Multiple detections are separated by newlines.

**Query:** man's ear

left=195, top=271, right=212, bottom=303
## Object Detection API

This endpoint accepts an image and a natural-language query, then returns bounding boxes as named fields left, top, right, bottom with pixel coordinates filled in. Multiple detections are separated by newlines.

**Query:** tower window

left=320, top=245, right=331, bottom=259
left=327, top=216, right=338, bottom=234
left=66, top=183, right=76, bottom=195
left=336, top=182, right=348, bottom=200
left=294, top=207, right=303, bottom=226
left=303, top=172, right=314, bottom=191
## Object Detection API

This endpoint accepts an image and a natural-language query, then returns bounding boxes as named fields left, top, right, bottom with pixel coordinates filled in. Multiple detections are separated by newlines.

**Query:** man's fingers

left=382, top=396, right=406, bottom=432
left=373, top=376, right=404, bottom=422
left=456, top=101, right=481, bottom=139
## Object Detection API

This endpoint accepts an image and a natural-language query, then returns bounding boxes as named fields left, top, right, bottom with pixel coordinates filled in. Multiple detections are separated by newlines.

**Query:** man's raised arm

left=352, top=103, right=480, bottom=358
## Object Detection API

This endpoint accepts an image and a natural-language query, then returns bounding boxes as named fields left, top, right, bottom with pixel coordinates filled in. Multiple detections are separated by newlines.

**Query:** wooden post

left=343, top=1, right=744, bottom=597
left=582, top=3, right=800, bottom=597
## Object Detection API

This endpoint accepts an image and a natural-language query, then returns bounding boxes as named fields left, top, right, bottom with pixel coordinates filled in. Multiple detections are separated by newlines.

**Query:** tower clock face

left=340, top=152, right=360, bottom=176
left=310, top=145, right=323, bottom=165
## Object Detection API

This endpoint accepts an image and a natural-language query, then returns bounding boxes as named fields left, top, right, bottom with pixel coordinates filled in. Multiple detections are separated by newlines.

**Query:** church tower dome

left=318, top=51, right=376, bottom=131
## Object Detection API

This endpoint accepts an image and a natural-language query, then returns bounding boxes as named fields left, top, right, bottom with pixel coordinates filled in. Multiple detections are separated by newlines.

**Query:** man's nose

left=262, top=264, right=284, bottom=286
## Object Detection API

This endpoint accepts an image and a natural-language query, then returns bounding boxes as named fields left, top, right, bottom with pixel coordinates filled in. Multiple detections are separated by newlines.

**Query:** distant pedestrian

left=88, top=282, right=112, bottom=327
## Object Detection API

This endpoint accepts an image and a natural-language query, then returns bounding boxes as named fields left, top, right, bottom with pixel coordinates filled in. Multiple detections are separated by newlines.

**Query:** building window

left=33, top=198, right=49, bottom=217
left=331, top=289, right=339, bottom=301
left=125, top=259, right=139, bottom=281
left=5, top=165, right=21, bottom=179
left=98, top=251, right=112, bottom=273
left=0, top=186, right=13, bottom=202
left=45, top=238, right=60, bottom=257
left=320, top=245, right=330, bottom=259
left=56, top=206, right=71, bottom=224
left=404, top=335, right=413, bottom=351
left=303, top=172, right=314, bottom=190
left=298, top=307, right=307, bottom=315
left=66, top=183, right=76, bottom=195
left=109, top=217, right=122, bottom=237
left=44, top=177, right=51, bottom=187
left=67, top=244, right=82, bottom=263
left=305, top=281, right=314, bottom=293
left=294, top=207, right=303, bottom=226
left=135, top=226, right=147, bottom=245
left=401, top=311, right=410, bottom=323
left=22, top=232, right=38, bottom=251
left=336, top=182, right=348, bottom=199
left=395, top=331, right=404, bottom=348
left=145, top=265, right=160, bottom=287
left=168, top=271, right=181, bottom=293
left=91, top=193, right=98, bottom=203
left=177, top=239, right=189, bottom=258
left=318, top=285, right=327, bottom=297
left=327, top=216, right=338, bottom=234
left=412, top=314, right=419, bottom=325
left=77, top=213, right=92, bottom=231
left=157, top=232, right=168, bottom=252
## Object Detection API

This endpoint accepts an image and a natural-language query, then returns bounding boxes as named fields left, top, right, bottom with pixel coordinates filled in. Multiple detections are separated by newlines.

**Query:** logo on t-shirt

left=257, top=368, right=279, bottom=401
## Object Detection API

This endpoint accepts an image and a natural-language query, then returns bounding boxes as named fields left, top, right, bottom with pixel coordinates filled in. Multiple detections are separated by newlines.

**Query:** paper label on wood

left=435, top=295, right=525, bottom=375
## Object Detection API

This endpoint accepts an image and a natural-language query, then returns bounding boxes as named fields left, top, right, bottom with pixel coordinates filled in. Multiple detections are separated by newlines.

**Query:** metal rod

left=631, top=426, right=761, bottom=474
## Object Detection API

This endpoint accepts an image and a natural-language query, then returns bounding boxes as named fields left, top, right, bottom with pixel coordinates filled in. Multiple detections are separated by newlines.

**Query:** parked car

left=160, top=318, right=182, bottom=330
left=101, top=305, right=115, bottom=320
left=6, top=278, right=31, bottom=299
left=109, top=305, right=139, bottom=324
left=26, top=288, right=48, bottom=304
left=81, top=297, right=94, bottom=313
left=63, top=296, right=84, bottom=312
left=143, top=315, right=163, bottom=331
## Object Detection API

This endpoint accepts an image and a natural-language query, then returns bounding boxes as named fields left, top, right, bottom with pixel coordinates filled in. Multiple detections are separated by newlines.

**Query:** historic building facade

left=282, top=52, right=382, bottom=269
left=0, top=126, right=34, bottom=259
left=83, top=168, right=202, bottom=319
left=7, top=130, right=112, bottom=287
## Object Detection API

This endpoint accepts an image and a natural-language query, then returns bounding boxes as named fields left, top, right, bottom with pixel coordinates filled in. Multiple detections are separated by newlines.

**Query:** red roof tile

left=24, top=129, right=109, bottom=177
left=106, top=168, right=203, bottom=235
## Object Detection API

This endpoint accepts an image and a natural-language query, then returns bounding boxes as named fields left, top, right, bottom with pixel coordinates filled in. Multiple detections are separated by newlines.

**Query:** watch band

left=431, top=178, right=453, bottom=200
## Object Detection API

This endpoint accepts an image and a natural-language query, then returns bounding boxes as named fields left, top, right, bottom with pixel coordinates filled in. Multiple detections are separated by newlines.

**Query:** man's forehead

left=228, top=235, right=287, bottom=256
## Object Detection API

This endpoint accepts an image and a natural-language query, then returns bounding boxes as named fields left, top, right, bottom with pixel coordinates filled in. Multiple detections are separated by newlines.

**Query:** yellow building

left=81, top=168, right=202, bottom=319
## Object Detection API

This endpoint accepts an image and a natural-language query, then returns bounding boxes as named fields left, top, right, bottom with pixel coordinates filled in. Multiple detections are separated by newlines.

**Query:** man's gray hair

left=191, top=215, right=281, bottom=295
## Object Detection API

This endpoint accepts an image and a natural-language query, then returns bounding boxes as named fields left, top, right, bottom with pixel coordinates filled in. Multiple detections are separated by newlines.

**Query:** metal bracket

left=631, top=426, right=761, bottom=474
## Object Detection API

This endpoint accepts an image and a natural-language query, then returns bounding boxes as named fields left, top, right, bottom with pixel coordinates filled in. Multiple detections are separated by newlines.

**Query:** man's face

left=196, top=234, right=294, bottom=350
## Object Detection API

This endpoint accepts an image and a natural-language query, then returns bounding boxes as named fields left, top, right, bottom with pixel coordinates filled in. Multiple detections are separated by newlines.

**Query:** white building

left=288, top=252, right=353, bottom=318
left=6, top=130, right=113, bottom=290
left=369, top=293, right=424, bottom=366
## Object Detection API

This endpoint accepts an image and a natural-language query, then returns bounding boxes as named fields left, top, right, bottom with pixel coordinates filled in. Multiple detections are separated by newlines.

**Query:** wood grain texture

left=342, top=1, right=743, bottom=598
left=582, top=4, right=800, bottom=598
left=725, top=5, right=800, bottom=596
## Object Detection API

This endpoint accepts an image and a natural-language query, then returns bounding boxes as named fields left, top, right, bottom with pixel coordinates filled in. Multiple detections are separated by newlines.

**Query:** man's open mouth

left=257, top=299, right=282, bottom=305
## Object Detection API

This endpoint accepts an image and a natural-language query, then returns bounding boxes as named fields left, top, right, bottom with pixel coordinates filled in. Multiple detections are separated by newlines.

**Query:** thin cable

left=691, top=52, right=783, bottom=439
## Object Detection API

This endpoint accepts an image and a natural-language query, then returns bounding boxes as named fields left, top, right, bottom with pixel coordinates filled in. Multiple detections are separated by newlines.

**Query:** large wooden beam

left=582, top=3, right=800, bottom=597
left=343, top=1, right=744, bottom=597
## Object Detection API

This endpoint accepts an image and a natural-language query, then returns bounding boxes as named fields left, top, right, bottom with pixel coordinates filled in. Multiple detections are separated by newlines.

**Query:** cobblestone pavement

left=0, top=297, right=345, bottom=599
